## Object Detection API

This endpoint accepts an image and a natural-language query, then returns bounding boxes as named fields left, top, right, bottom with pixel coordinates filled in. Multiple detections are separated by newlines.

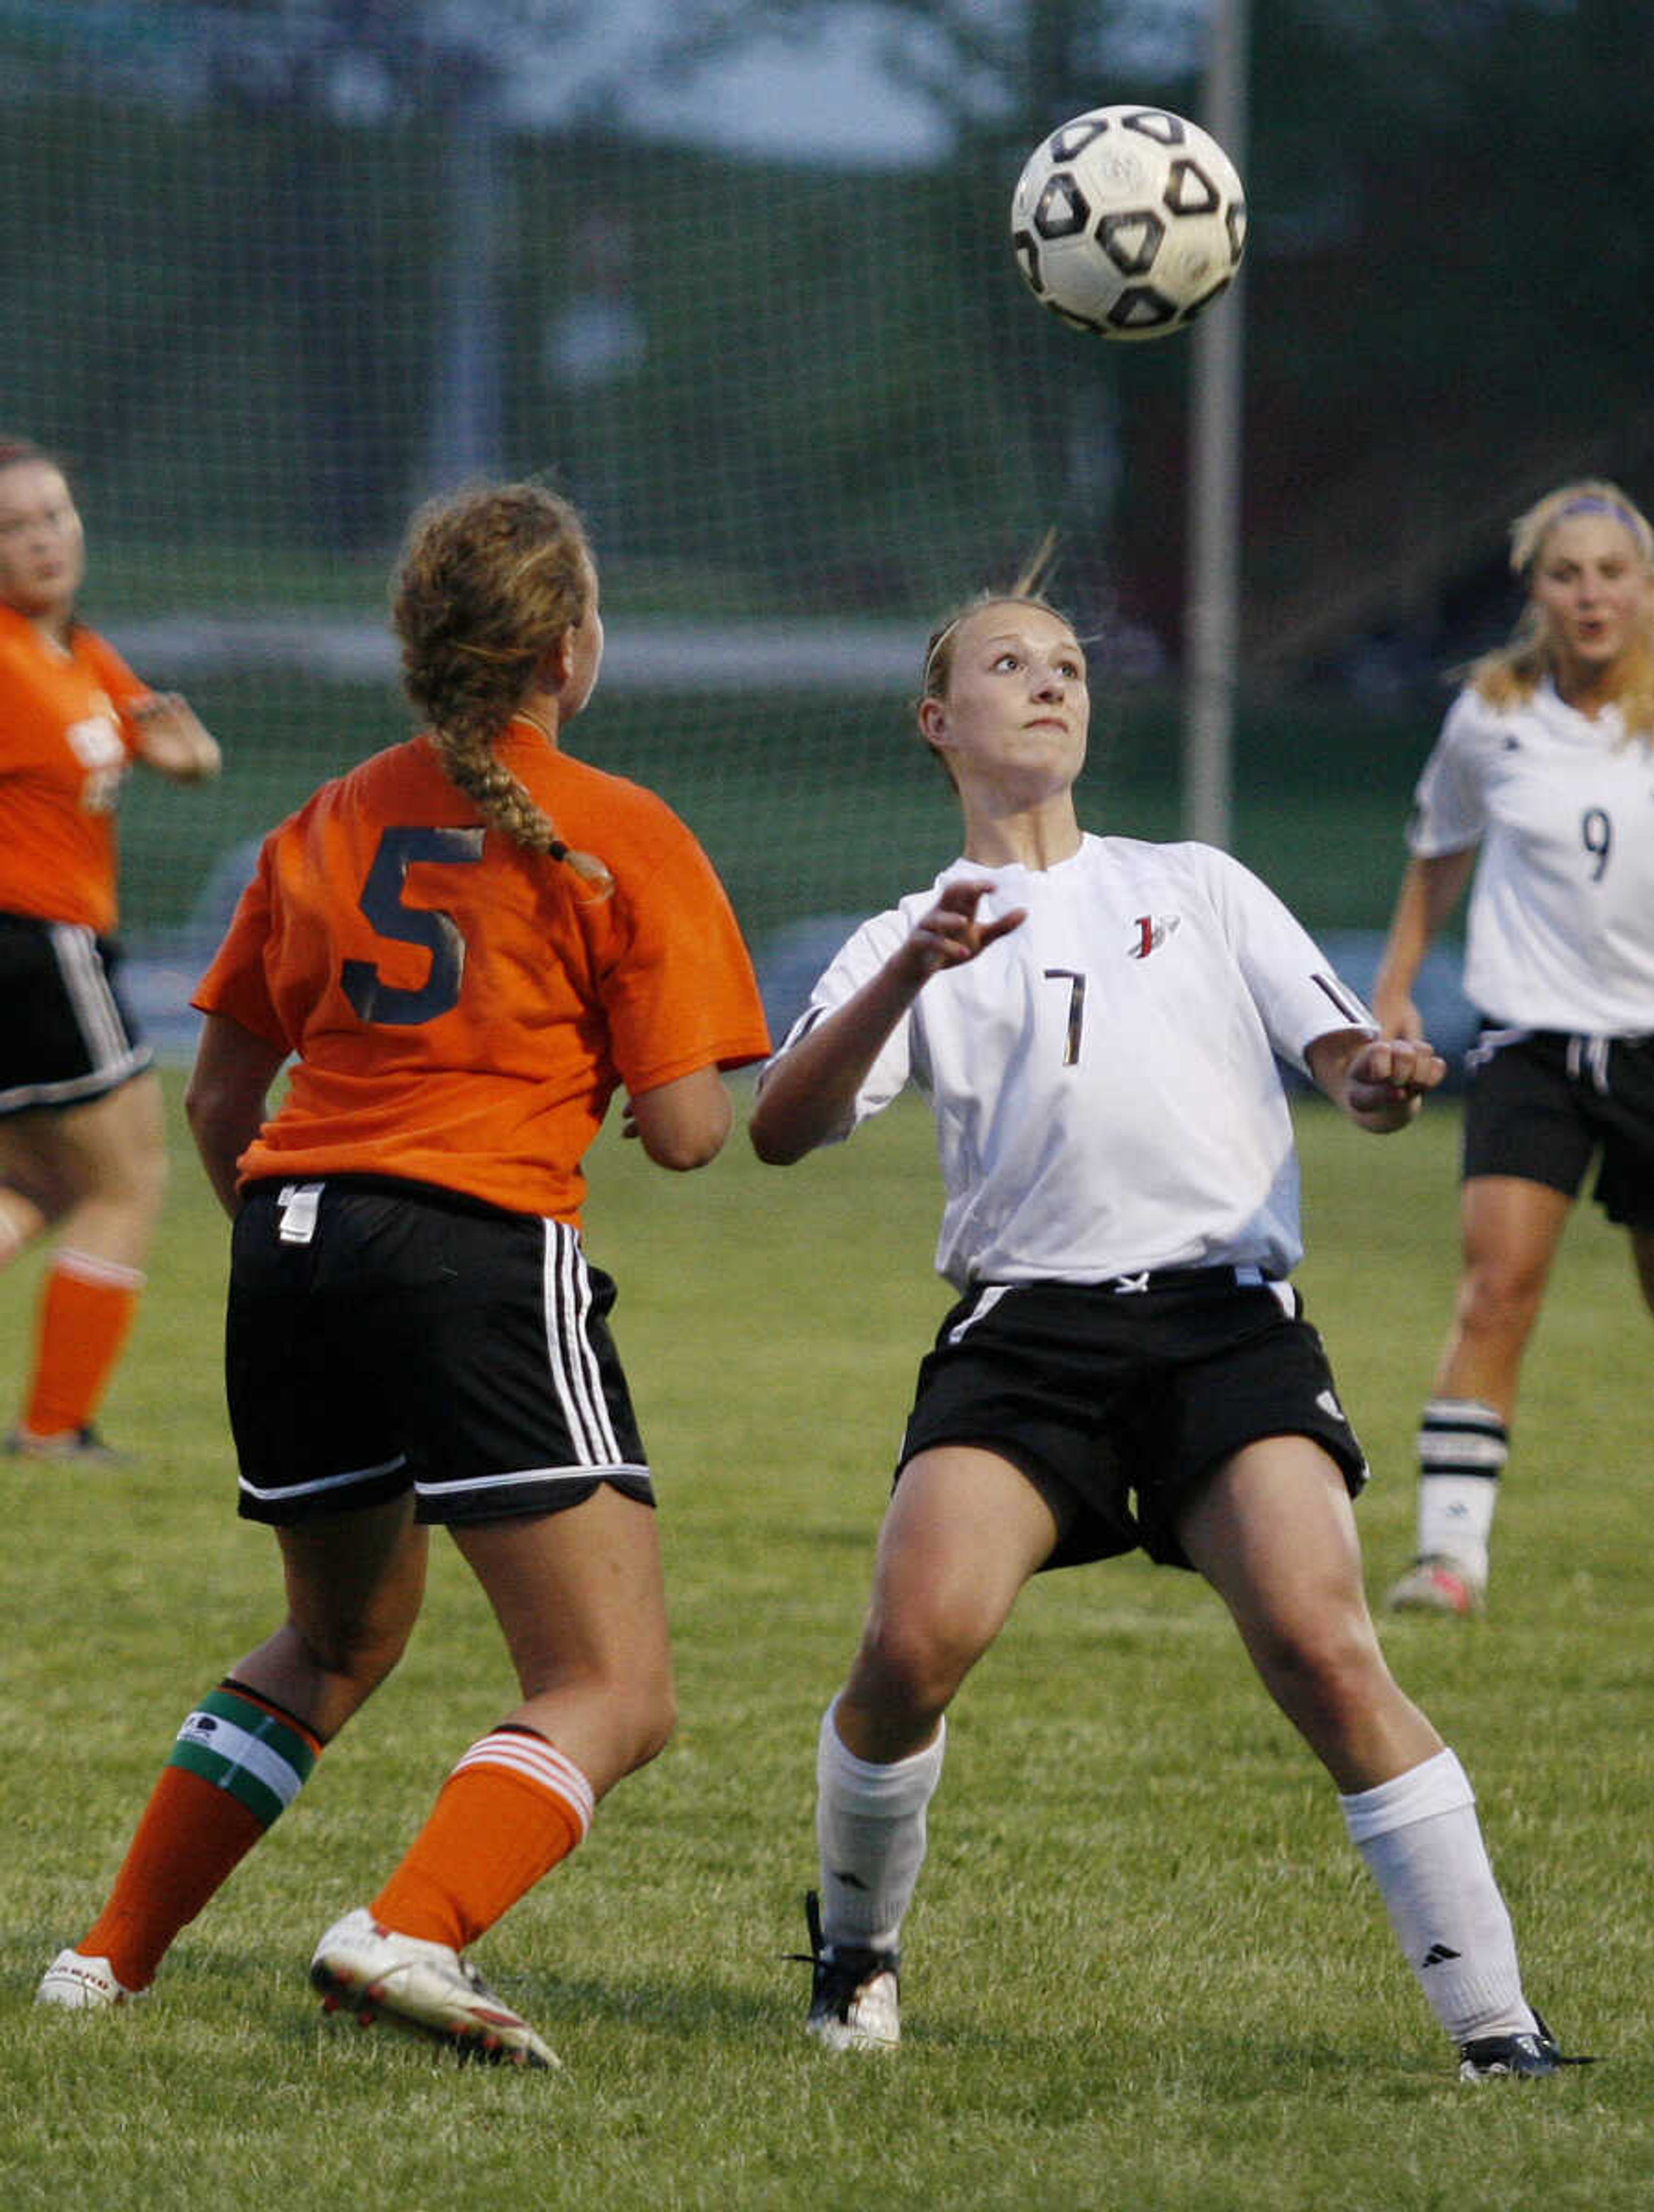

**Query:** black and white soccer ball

left=1010, top=105, right=1246, bottom=341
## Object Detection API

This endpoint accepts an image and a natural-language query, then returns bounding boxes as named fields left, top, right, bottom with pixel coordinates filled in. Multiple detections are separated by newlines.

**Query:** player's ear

left=917, top=695, right=948, bottom=746
left=538, top=627, right=577, bottom=691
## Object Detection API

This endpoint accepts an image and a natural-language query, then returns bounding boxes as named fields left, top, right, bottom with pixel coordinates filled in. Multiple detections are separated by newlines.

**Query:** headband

left=1558, top=494, right=1639, bottom=527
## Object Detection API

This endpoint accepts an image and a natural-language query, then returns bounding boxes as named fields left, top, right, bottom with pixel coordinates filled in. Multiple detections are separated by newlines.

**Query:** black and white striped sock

left=1415, top=1397, right=1507, bottom=1581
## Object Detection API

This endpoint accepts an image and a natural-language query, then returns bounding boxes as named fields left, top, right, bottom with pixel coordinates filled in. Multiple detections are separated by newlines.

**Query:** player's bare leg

left=4, top=1074, right=166, bottom=1455
left=1389, top=1175, right=1572, bottom=1613
left=1181, top=1436, right=1566, bottom=2071
left=805, top=1446, right=1064, bottom=2047
left=312, top=1489, right=674, bottom=2069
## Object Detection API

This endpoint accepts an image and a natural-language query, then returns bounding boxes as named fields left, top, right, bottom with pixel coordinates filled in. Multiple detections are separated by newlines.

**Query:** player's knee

left=297, top=1615, right=411, bottom=1696
left=854, top=1614, right=970, bottom=1726
left=1456, top=1256, right=1546, bottom=1340
left=1259, top=1612, right=1384, bottom=1733
left=88, top=1133, right=168, bottom=1229
left=552, top=1656, right=676, bottom=1778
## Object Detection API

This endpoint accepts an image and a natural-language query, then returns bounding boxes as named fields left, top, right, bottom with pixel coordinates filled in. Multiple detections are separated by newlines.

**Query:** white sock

left=1341, top=1747, right=1535, bottom=2043
left=1415, top=1399, right=1506, bottom=1580
left=815, top=1698, right=945, bottom=1954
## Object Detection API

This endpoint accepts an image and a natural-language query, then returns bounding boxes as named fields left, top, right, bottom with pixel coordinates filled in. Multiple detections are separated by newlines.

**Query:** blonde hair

left=913, top=534, right=1075, bottom=789
left=1464, top=478, right=1654, bottom=740
left=915, top=540, right=1074, bottom=792
left=393, top=481, right=612, bottom=895
left=918, top=530, right=1065, bottom=706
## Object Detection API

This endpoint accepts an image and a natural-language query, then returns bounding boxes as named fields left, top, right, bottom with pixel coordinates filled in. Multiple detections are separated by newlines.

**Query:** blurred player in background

left=0, top=436, right=220, bottom=1461
left=36, top=481, right=771, bottom=2067
left=750, top=571, right=1586, bottom=2081
left=1377, top=481, right=1654, bottom=1617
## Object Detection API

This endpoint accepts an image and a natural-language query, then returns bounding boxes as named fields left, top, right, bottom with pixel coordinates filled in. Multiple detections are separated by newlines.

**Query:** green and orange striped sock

left=76, top=1680, right=322, bottom=1990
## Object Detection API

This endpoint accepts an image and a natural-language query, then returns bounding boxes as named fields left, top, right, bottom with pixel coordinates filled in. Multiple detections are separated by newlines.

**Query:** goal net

left=0, top=3, right=1165, bottom=1044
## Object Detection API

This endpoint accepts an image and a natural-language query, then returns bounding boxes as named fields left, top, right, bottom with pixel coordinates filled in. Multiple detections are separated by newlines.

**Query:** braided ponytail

left=394, top=483, right=614, bottom=895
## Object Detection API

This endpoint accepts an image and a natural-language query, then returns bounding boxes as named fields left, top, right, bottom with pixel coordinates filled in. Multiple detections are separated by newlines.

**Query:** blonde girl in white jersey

left=749, top=572, right=1588, bottom=2081
left=1377, top=482, right=1654, bottom=1617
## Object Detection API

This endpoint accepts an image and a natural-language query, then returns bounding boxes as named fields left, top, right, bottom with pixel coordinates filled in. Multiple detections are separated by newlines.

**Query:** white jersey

left=1409, top=680, right=1654, bottom=1035
left=769, top=835, right=1374, bottom=1290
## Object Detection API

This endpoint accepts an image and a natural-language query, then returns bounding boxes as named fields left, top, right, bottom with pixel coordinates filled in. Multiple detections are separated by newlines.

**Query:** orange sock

left=22, top=1250, right=144, bottom=1437
left=78, top=1681, right=322, bottom=1990
left=372, top=1728, right=593, bottom=1952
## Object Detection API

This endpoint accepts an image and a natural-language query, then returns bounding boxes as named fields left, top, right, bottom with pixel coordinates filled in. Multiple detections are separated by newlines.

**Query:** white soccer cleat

left=6, top=1425, right=128, bottom=1467
left=1385, top=1554, right=1486, bottom=1617
left=35, top=1948, right=138, bottom=2009
left=809, top=1957, right=902, bottom=2051
left=309, top=1908, right=559, bottom=2070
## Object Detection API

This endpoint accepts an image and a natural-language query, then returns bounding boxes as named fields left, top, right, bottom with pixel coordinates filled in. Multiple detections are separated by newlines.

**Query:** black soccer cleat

left=791, top=1890, right=901, bottom=2051
left=1458, top=2010, right=1596, bottom=2082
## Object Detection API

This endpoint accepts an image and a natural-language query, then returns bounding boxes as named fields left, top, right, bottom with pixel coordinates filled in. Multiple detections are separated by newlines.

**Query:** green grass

left=3, top=1081, right=1651, bottom=2209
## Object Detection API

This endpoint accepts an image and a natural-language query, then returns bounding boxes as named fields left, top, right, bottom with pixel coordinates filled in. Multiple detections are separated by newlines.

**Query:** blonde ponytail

left=394, top=483, right=615, bottom=895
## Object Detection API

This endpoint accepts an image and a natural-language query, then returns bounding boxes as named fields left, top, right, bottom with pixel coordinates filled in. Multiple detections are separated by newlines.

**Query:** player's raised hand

left=905, top=880, right=1027, bottom=980
left=131, top=691, right=221, bottom=781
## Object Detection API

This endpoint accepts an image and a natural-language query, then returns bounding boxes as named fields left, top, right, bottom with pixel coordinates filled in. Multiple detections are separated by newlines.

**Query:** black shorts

left=227, top=1177, right=652, bottom=1527
left=896, top=1269, right=1368, bottom=1573
left=1462, top=1026, right=1654, bottom=1229
left=0, top=912, right=151, bottom=1117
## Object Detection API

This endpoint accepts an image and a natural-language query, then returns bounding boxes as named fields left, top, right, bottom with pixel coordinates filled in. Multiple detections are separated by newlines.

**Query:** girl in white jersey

left=1377, top=482, right=1654, bottom=1618
left=749, top=578, right=1588, bottom=2082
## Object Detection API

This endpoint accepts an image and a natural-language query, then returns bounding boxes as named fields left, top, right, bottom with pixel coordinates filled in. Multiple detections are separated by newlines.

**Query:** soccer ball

left=1010, top=105, right=1246, bottom=341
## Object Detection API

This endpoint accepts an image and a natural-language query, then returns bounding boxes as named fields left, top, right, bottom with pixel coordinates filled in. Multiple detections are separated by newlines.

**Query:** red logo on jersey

left=1127, top=913, right=1179, bottom=959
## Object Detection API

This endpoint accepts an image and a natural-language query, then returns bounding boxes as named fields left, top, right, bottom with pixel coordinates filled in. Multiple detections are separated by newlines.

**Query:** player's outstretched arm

left=1306, top=1027, right=1447, bottom=1135
left=750, top=879, right=1024, bottom=1165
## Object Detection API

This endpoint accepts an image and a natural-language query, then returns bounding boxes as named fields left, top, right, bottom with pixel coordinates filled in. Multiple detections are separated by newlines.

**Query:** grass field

left=3, top=1077, right=1651, bottom=2210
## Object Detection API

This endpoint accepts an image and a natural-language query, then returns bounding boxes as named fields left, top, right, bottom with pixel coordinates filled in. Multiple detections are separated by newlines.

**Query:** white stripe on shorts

left=947, top=1283, right=1010, bottom=1346
left=0, top=923, right=149, bottom=1112
left=51, top=922, right=130, bottom=1069
left=541, top=1220, right=624, bottom=1465
left=237, top=1452, right=407, bottom=1505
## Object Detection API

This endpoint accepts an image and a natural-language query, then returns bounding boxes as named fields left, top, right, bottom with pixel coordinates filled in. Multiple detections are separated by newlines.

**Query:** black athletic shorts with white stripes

left=896, top=1269, right=1368, bottom=1574
left=0, top=911, right=152, bottom=1117
left=1462, top=1024, right=1654, bottom=1229
left=227, top=1176, right=651, bottom=1527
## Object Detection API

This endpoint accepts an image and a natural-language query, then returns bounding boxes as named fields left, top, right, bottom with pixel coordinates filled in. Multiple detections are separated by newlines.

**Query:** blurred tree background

left=2, top=0, right=1650, bottom=1016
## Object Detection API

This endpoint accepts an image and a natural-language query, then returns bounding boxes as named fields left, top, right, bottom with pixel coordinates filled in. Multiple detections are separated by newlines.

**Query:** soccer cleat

left=5, top=1424, right=127, bottom=1467
left=1385, top=1554, right=1485, bottom=1616
left=794, top=1890, right=901, bottom=2051
left=309, top=1908, right=558, bottom=2070
left=35, top=1948, right=139, bottom=2009
left=1458, top=2010, right=1596, bottom=2082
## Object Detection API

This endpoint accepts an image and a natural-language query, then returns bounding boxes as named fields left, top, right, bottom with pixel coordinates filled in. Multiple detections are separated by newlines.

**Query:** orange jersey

left=193, top=723, right=771, bottom=1221
left=0, top=605, right=152, bottom=933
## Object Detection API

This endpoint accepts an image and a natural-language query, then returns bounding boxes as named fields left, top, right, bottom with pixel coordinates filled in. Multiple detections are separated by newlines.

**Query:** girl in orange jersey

left=0, top=436, right=220, bottom=1461
left=37, top=481, right=771, bottom=2066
